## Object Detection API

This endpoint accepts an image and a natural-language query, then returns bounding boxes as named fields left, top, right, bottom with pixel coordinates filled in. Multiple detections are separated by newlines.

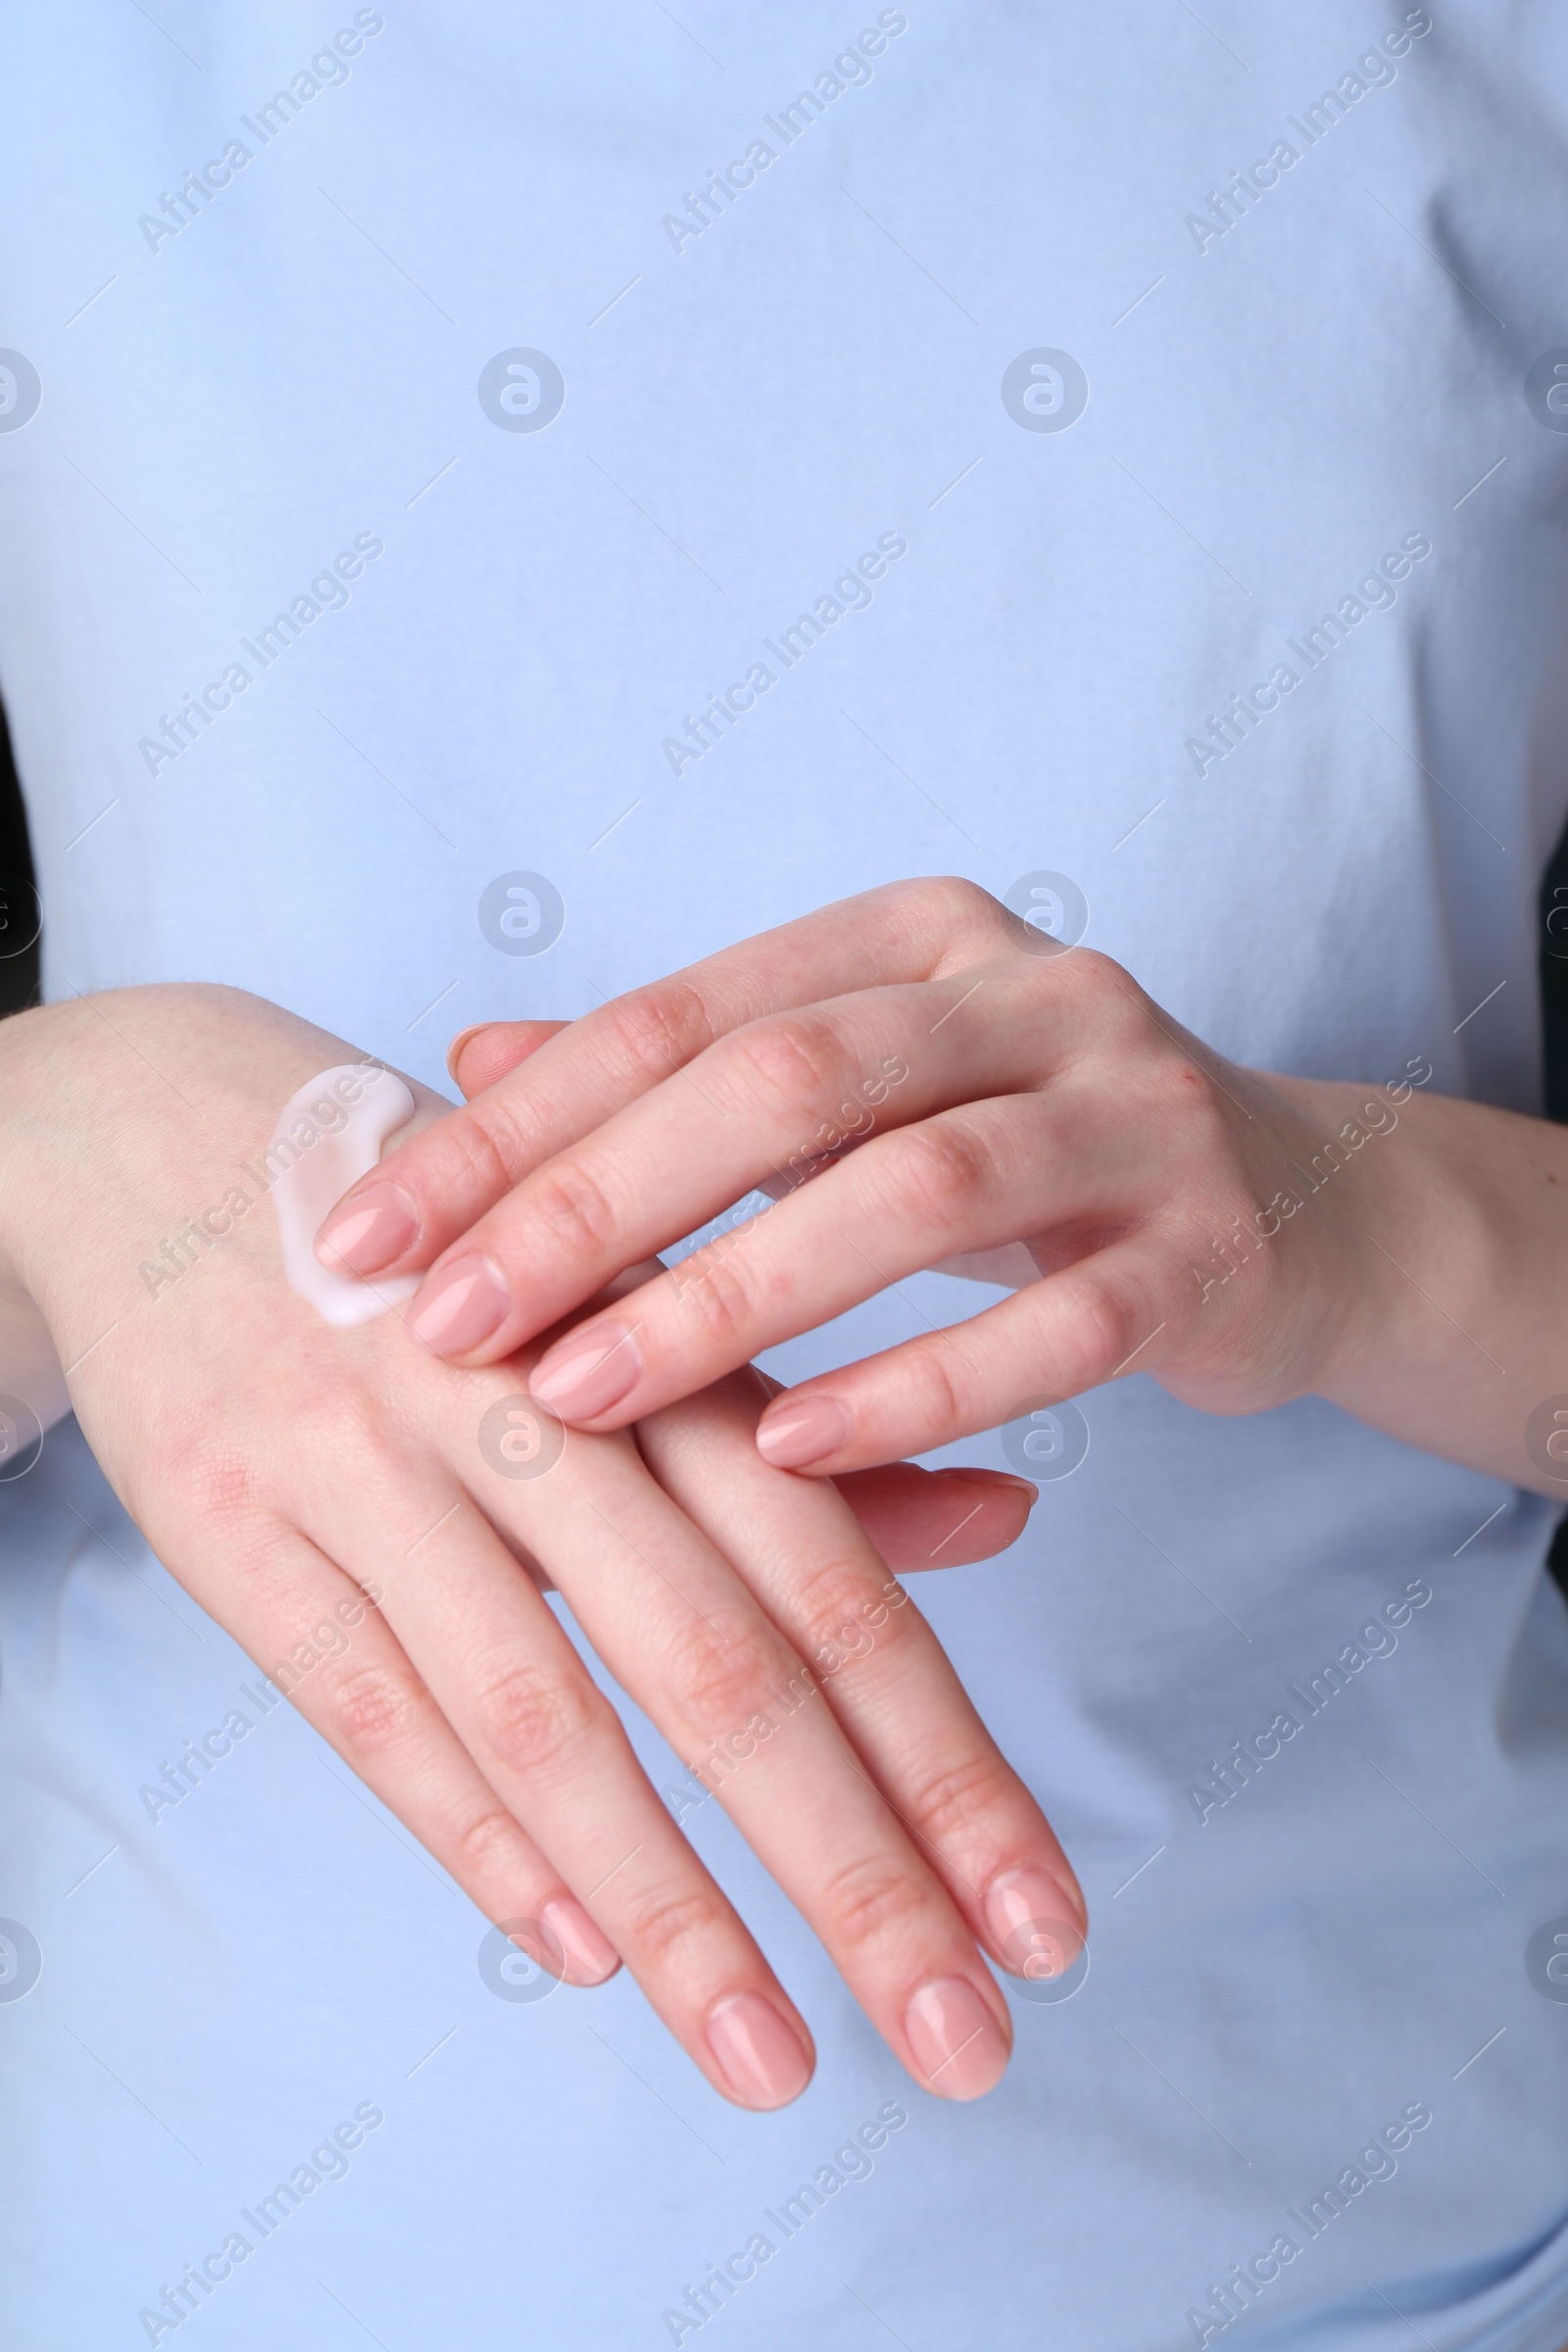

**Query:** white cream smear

left=270, top=1061, right=420, bottom=1326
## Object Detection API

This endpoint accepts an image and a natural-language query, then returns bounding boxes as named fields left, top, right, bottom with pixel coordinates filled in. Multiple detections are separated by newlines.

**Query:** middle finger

left=635, top=1366, right=1087, bottom=1987
left=398, top=968, right=1039, bottom=1366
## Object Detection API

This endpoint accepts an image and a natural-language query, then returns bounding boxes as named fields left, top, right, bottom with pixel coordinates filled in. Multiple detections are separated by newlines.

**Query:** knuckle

left=905, top=1336, right=981, bottom=1438
left=727, top=1011, right=853, bottom=1126
left=891, top=1116, right=998, bottom=1237
left=323, top=1659, right=429, bottom=1758
left=442, top=1099, right=538, bottom=1194
left=1059, top=947, right=1150, bottom=1035
left=618, top=1880, right=731, bottom=1972
left=303, top=1384, right=386, bottom=1463
left=1051, top=1268, right=1135, bottom=1387
left=666, top=1233, right=766, bottom=1348
left=910, top=873, right=997, bottom=931
left=1067, top=944, right=1139, bottom=996
left=524, top=1157, right=625, bottom=1269
left=162, top=1435, right=264, bottom=1532
left=791, top=1554, right=900, bottom=1667
left=450, top=1800, right=535, bottom=1886
left=471, top=1659, right=605, bottom=1782
left=820, top=1848, right=934, bottom=1957
left=877, top=874, right=1002, bottom=973
left=1154, top=1053, right=1232, bottom=1143
left=664, top=1619, right=790, bottom=1739
left=603, top=980, right=715, bottom=1082
left=901, top=1747, right=1017, bottom=1849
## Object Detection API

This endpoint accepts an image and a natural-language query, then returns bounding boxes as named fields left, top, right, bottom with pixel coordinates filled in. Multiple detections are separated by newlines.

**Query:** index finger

left=314, top=877, right=1005, bottom=1281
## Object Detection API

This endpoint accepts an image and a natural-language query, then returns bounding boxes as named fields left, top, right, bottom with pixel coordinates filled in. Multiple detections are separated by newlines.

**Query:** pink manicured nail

left=705, top=1992, right=812, bottom=2109
left=445, top=1023, right=493, bottom=1083
left=756, top=1396, right=850, bottom=1468
left=984, top=1869, right=1087, bottom=1978
left=407, top=1253, right=511, bottom=1354
left=904, top=1978, right=1009, bottom=2100
left=315, top=1181, right=417, bottom=1275
left=529, top=1322, right=640, bottom=1419
left=541, top=1897, right=620, bottom=1987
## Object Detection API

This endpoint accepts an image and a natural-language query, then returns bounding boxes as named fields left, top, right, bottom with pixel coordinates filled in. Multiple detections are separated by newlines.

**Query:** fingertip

left=314, top=1180, right=418, bottom=1276
left=755, top=1396, right=851, bottom=1470
left=528, top=1320, right=640, bottom=1419
left=959, top=1468, right=1039, bottom=1503
left=884, top=1467, right=1037, bottom=1572
left=927, top=1467, right=1038, bottom=1526
left=406, top=1252, right=512, bottom=1356
left=983, top=1868, right=1088, bottom=1974
left=904, top=1977, right=1011, bottom=2101
left=540, top=1896, right=622, bottom=1988
left=448, top=1018, right=571, bottom=1097
left=446, top=1022, right=495, bottom=1087
left=706, top=1992, right=815, bottom=2110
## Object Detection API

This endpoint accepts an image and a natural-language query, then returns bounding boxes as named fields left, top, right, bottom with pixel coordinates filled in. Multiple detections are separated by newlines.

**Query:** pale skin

left=316, top=875, right=1568, bottom=1503
left=0, top=982, right=1085, bottom=2112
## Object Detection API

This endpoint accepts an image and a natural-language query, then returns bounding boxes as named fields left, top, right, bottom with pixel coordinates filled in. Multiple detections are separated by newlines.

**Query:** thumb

left=834, top=1462, right=1038, bottom=1572
left=446, top=1018, right=571, bottom=1099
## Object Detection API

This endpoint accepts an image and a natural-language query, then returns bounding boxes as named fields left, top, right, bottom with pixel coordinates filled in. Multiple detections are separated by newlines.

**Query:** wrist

left=0, top=984, right=282, bottom=1389
left=1262, top=1069, right=1494, bottom=1421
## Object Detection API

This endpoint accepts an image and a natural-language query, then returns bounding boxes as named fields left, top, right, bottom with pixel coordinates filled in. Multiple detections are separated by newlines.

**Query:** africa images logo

left=0, top=350, right=42, bottom=433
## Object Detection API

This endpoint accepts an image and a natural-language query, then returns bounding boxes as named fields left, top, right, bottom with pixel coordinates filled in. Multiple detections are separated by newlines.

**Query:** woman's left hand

left=314, top=878, right=1547, bottom=1493
left=312, top=882, right=1413, bottom=1469
left=428, top=1009, right=1048, bottom=1546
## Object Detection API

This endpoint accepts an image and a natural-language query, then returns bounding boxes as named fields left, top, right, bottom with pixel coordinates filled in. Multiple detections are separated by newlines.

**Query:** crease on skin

left=270, top=1063, right=420, bottom=1326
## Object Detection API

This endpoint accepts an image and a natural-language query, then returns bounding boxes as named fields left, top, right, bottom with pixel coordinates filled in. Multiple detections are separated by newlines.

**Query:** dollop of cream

left=270, top=1061, right=420, bottom=1327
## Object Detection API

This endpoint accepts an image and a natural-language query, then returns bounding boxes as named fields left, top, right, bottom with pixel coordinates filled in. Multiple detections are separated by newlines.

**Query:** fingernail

left=407, top=1253, right=511, bottom=1354
left=315, top=1181, right=417, bottom=1276
left=970, top=1470, right=1040, bottom=1499
left=904, top=1977, right=1009, bottom=2100
left=756, top=1396, right=851, bottom=1468
left=529, top=1322, right=640, bottom=1419
left=541, top=1896, right=620, bottom=1987
left=984, top=1868, right=1087, bottom=1975
left=705, top=1992, right=812, bottom=2109
left=445, top=1023, right=492, bottom=1083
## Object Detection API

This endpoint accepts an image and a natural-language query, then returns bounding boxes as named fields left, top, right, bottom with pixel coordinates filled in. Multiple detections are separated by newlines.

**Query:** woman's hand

left=434, top=1013, right=1046, bottom=1565
left=0, top=983, right=1082, bottom=2108
left=316, top=876, right=1522, bottom=1483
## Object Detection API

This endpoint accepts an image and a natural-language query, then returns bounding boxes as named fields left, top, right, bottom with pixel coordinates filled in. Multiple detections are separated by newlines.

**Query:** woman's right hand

left=0, top=985, right=1084, bottom=2108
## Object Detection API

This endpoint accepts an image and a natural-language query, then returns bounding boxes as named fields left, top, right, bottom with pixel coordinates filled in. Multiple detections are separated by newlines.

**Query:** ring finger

left=527, top=1085, right=1128, bottom=1430
left=634, top=1368, right=1087, bottom=1984
left=303, top=1447, right=819, bottom=2111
